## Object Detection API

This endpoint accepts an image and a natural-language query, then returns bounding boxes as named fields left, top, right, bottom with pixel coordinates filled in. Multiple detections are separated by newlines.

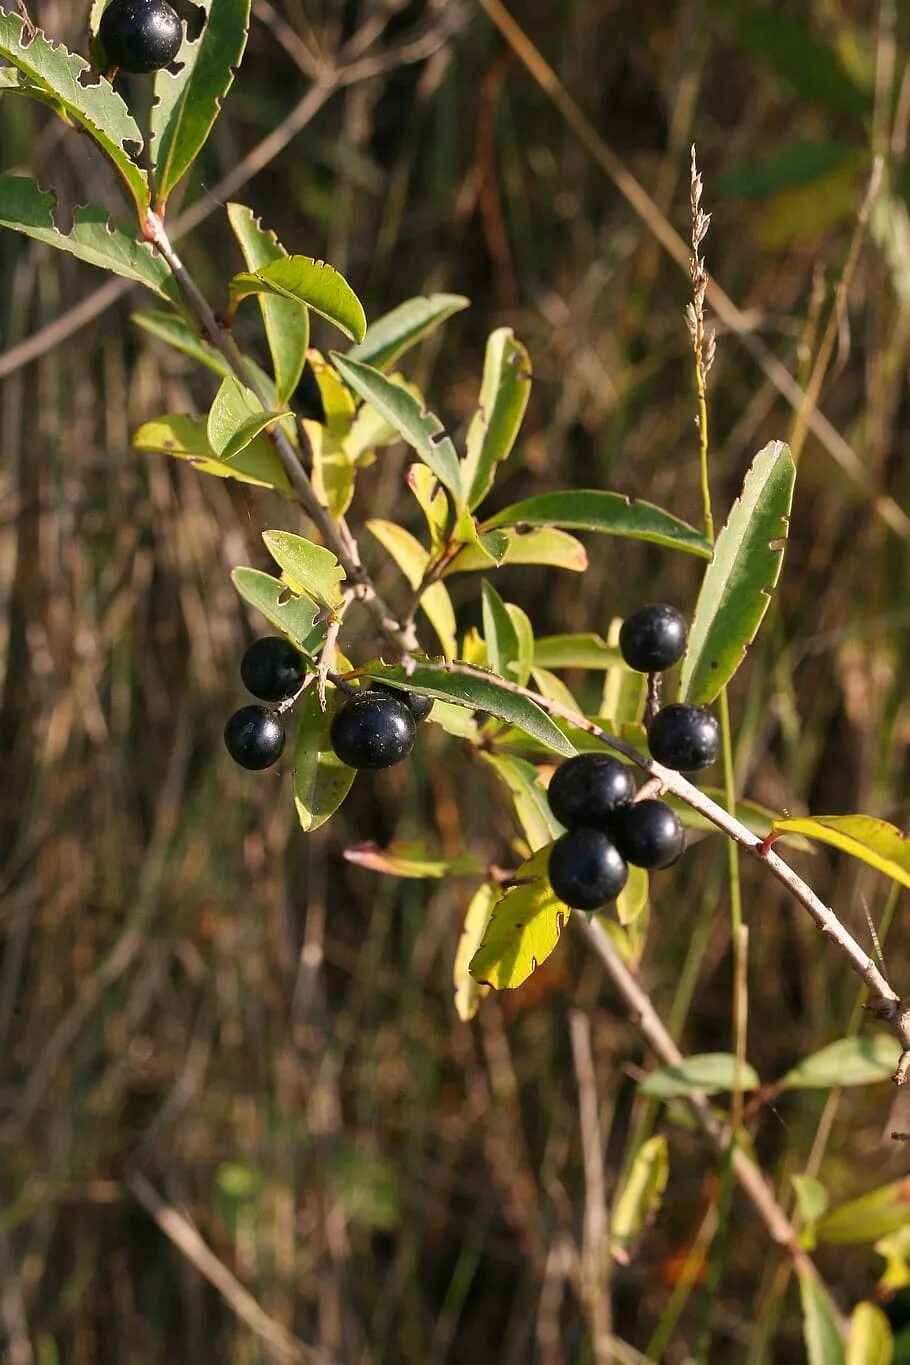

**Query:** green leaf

left=454, top=884, right=497, bottom=1022
left=0, top=177, right=171, bottom=295
left=716, top=140, right=856, bottom=201
left=408, top=464, right=449, bottom=549
left=344, top=841, right=482, bottom=878
left=482, top=581, right=521, bottom=683
left=0, top=14, right=149, bottom=217
left=875, top=1227, right=910, bottom=1295
left=771, top=815, right=910, bottom=890
left=231, top=258, right=366, bottom=343
left=231, top=567, right=325, bottom=654
left=611, top=1136, right=669, bottom=1258
left=798, top=1267, right=846, bottom=1365
left=505, top=604, right=534, bottom=688
left=361, top=662, right=576, bottom=758
left=792, top=1175, right=830, bottom=1250
left=133, top=413, right=291, bottom=491
left=639, top=1053, right=760, bottom=1097
left=227, top=204, right=309, bottom=405
left=534, top=633, right=621, bottom=670
left=293, top=688, right=356, bottom=833
left=262, top=530, right=345, bottom=611
left=207, top=377, right=289, bottom=460
left=150, top=0, right=251, bottom=205
left=817, top=1181, right=910, bottom=1246
left=133, top=309, right=231, bottom=377
left=728, top=7, right=869, bottom=121
left=332, top=354, right=462, bottom=498
left=347, top=293, right=469, bottom=369
left=443, top=526, right=588, bottom=575
left=681, top=441, right=796, bottom=703
left=616, top=864, right=649, bottom=928
left=462, top=328, right=532, bottom=509
left=481, top=753, right=561, bottom=852
left=345, top=374, right=422, bottom=461
left=468, top=846, right=567, bottom=989
left=420, top=582, right=458, bottom=660
left=778, top=1035, right=899, bottom=1091
left=846, top=1303, right=893, bottom=1365
left=485, top=490, right=713, bottom=558
left=530, top=667, right=581, bottom=713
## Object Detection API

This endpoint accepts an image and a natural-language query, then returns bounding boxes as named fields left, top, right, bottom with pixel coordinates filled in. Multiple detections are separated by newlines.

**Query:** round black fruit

left=614, top=799, right=685, bottom=869
left=240, top=636, right=306, bottom=702
left=548, top=828, right=628, bottom=910
left=619, top=603, right=688, bottom=673
left=370, top=682, right=434, bottom=723
left=648, top=703, right=720, bottom=772
left=99, top=0, right=182, bottom=73
left=224, top=705, right=286, bottom=770
left=547, top=753, right=634, bottom=830
left=330, top=693, right=416, bottom=770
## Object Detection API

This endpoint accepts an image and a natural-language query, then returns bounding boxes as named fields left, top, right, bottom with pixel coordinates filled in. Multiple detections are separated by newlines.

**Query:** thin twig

left=569, top=1011, right=612, bottom=1362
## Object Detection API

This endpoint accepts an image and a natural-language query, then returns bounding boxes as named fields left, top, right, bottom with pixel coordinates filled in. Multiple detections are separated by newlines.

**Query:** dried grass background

left=2, top=0, right=910, bottom=1360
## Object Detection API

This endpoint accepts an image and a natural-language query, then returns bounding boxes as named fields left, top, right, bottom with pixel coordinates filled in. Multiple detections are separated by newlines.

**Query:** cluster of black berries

left=99, top=0, right=182, bottom=73
left=546, top=605, right=720, bottom=911
left=223, top=636, right=434, bottom=773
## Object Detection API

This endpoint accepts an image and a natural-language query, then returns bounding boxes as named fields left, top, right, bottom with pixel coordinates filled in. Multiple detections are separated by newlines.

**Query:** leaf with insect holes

left=798, top=1268, right=846, bottom=1365
left=443, top=526, right=588, bottom=575
left=462, top=329, right=532, bottom=509
left=469, top=846, right=567, bottom=990
left=0, top=14, right=149, bottom=217
left=480, top=753, right=561, bottom=853
left=231, top=567, right=326, bottom=655
left=227, top=204, right=309, bottom=405
left=485, top=490, right=713, bottom=558
left=454, top=884, right=497, bottom=1022
left=777, top=1035, right=899, bottom=1092
left=150, top=0, right=251, bottom=205
left=362, top=662, right=576, bottom=758
left=681, top=441, right=795, bottom=703
left=231, top=258, right=366, bottom=343
left=207, top=377, right=290, bottom=460
left=134, top=413, right=291, bottom=492
left=332, top=354, right=463, bottom=498
left=293, top=688, right=356, bottom=833
left=770, top=814, right=910, bottom=890
left=344, top=842, right=482, bottom=878
left=408, top=465, right=449, bottom=550
left=846, top=1304, right=893, bottom=1365
left=262, top=531, right=345, bottom=612
left=611, top=1136, right=669, bottom=1260
left=638, top=1053, right=760, bottom=1097
left=347, top=293, right=469, bottom=370
left=0, top=177, right=172, bottom=295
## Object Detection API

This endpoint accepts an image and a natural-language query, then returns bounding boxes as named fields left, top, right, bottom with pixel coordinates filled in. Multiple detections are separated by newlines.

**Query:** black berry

left=370, top=682, right=434, bottom=723
left=619, top=604, right=688, bottom=673
left=330, top=693, right=416, bottom=769
left=614, top=799, right=685, bottom=869
left=240, top=636, right=306, bottom=702
left=547, top=753, right=634, bottom=830
left=648, top=703, right=720, bottom=772
left=224, top=705, right=286, bottom=770
left=548, top=828, right=628, bottom=910
left=99, top=0, right=182, bottom=73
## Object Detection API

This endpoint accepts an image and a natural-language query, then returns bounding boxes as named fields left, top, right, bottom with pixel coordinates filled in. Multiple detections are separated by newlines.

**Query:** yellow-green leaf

left=293, top=688, right=356, bottom=832
left=469, top=846, right=567, bottom=989
left=231, top=257, right=366, bottom=342
left=133, top=413, right=291, bottom=491
left=846, top=1302, right=893, bottom=1365
left=454, top=884, right=498, bottom=1022
left=771, top=815, right=910, bottom=889
left=611, top=1136, right=669, bottom=1259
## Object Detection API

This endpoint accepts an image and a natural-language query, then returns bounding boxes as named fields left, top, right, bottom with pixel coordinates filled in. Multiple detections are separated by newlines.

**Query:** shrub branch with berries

left=4, top=2, right=910, bottom=1351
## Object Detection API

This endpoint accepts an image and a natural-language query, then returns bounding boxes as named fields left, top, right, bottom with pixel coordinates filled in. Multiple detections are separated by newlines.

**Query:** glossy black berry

left=619, top=604, right=688, bottom=673
left=614, top=799, right=685, bottom=869
left=648, top=703, right=720, bottom=772
left=548, top=828, right=628, bottom=910
left=547, top=753, right=634, bottom=830
left=224, top=705, right=286, bottom=770
left=330, top=693, right=416, bottom=770
left=240, top=636, right=306, bottom=702
left=370, top=682, right=434, bottom=723
left=99, top=0, right=182, bottom=73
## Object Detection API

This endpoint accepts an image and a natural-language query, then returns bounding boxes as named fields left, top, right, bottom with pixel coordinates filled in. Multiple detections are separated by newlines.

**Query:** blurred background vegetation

left=2, top=0, right=910, bottom=1360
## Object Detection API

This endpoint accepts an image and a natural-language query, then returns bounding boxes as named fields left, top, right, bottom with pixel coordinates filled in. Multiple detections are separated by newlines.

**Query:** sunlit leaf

left=481, top=753, right=561, bottom=852
left=454, top=884, right=497, bottom=1021
left=227, top=203, right=309, bottom=404
left=771, top=815, right=910, bottom=890
left=816, top=1181, right=910, bottom=1246
left=344, top=841, right=482, bottom=878
left=207, top=376, right=289, bottom=460
left=347, top=292, right=469, bottom=369
left=469, top=846, right=566, bottom=989
left=611, top=1136, right=669, bottom=1260
left=777, top=1035, right=899, bottom=1091
left=133, top=308, right=231, bottom=376
left=616, top=864, right=649, bottom=928
left=133, top=412, right=291, bottom=491
left=262, top=530, right=345, bottom=611
left=462, top=328, right=532, bottom=509
left=231, top=257, right=366, bottom=342
left=639, top=1053, right=760, bottom=1097
left=846, top=1303, right=893, bottom=1365
left=231, top=567, right=326, bottom=655
left=293, top=688, right=356, bottom=832
left=485, top=490, right=713, bottom=558
left=534, top=633, right=621, bottom=670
